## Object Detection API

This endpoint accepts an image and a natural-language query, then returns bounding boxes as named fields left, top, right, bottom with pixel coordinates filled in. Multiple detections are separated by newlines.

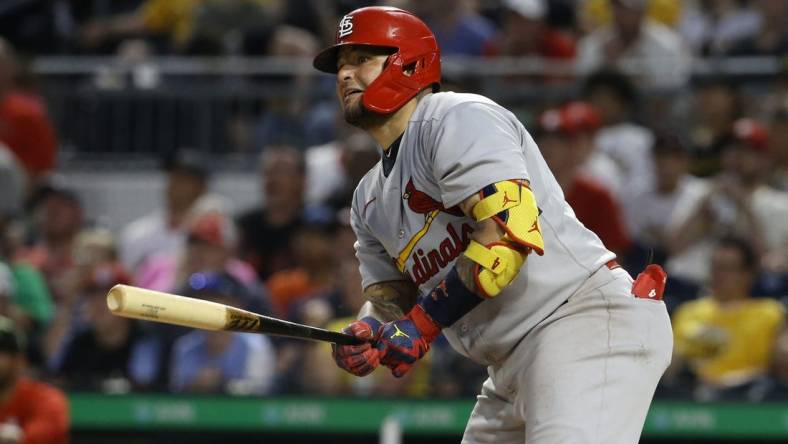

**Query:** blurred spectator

left=408, top=0, right=498, bottom=56
left=237, top=145, right=308, bottom=280
left=0, top=316, right=68, bottom=444
left=488, top=0, right=576, bottom=59
left=17, top=187, right=83, bottom=303
left=80, top=0, right=284, bottom=55
left=582, top=70, right=655, bottom=229
left=578, top=0, right=690, bottom=88
left=0, top=217, right=54, bottom=360
left=769, top=108, right=788, bottom=191
left=678, top=0, right=760, bottom=56
left=669, top=238, right=785, bottom=399
left=537, top=102, right=631, bottom=255
left=762, top=66, right=788, bottom=120
left=136, top=211, right=267, bottom=315
left=581, top=0, right=682, bottom=31
left=727, top=0, right=788, bottom=56
left=666, top=118, right=788, bottom=284
left=180, top=212, right=257, bottom=288
left=0, top=38, right=58, bottom=184
left=268, top=219, right=339, bottom=319
left=627, top=132, right=708, bottom=278
left=305, top=132, right=380, bottom=209
left=50, top=263, right=162, bottom=392
left=0, top=145, right=24, bottom=218
left=765, top=326, right=788, bottom=400
left=169, top=273, right=275, bottom=395
left=41, top=228, right=124, bottom=363
left=0, top=260, right=53, bottom=354
left=251, top=25, right=323, bottom=150
left=120, top=149, right=226, bottom=274
left=689, top=78, right=742, bottom=177
left=0, top=0, right=80, bottom=55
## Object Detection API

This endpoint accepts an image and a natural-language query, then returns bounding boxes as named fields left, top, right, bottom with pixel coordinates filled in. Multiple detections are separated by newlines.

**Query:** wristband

left=417, top=267, right=484, bottom=328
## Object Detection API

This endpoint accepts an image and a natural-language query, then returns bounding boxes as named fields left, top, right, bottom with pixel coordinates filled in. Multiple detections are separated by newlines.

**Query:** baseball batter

left=314, top=7, right=672, bottom=443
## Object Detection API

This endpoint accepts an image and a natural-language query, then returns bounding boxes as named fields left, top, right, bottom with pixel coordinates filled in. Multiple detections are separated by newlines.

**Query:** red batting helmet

left=313, top=6, right=441, bottom=114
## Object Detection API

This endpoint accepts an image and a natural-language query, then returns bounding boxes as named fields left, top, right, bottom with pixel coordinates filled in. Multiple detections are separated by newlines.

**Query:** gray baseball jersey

left=351, top=92, right=616, bottom=366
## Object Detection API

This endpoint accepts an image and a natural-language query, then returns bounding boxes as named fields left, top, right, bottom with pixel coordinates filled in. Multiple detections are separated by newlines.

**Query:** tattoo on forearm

left=364, top=281, right=419, bottom=322
left=454, top=255, right=479, bottom=294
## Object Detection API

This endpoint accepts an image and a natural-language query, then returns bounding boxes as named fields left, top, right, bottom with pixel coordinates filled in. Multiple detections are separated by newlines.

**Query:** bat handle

left=315, top=329, right=373, bottom=346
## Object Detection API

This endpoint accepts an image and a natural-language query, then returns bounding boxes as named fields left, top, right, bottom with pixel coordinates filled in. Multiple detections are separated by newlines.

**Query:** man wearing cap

left=0, top=38, right=58, bottom=183
left=578, top=0, right=690, bottom=88
left=537, top=102, right=631, bottom=255
left=169, top=272, right=276, bottom=395
left=491, top=0, right=576, bottom=60
left=666, top=118, right=788, bottom=284
left=0, top=316, right=68, bottom=444
left=315, top=6, right=672, bottom=443
left=119, top=149, right=227, bottom=276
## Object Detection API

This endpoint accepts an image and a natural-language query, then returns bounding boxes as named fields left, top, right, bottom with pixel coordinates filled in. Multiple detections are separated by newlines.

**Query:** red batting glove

left=376, top=305, right=442, bottom=378
left=332, top=317, right=382, bottom=377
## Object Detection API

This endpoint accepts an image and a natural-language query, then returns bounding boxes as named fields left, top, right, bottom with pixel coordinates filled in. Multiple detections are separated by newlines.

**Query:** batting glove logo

left=338, top=15, right=354, bottom=38
left=390, top=325, right=410, bottom=340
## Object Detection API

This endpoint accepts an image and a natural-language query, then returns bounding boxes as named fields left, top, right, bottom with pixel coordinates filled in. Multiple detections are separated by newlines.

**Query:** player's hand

left=376, top=305, right=441, bottom=378
left=332, top=317, right=382, bottom=376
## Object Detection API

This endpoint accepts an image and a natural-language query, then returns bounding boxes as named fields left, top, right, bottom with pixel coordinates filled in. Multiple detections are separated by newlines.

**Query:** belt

left=555, top=259, right=622, bottom=310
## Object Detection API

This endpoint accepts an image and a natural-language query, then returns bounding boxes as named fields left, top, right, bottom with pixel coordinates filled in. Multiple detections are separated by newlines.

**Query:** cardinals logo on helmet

left=338, top=15, right=354, bottom=38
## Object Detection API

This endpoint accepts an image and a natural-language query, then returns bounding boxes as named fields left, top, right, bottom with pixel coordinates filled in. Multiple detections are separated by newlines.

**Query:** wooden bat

left=106, top=284, right=366, bottom=345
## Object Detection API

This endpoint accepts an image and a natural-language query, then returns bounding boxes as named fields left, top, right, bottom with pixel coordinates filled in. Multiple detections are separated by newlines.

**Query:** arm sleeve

left=430, top=103, right=530, bottom=208
left=22, top=387, right=69, bottom=444
left=350, top=198, right=403, bottom=289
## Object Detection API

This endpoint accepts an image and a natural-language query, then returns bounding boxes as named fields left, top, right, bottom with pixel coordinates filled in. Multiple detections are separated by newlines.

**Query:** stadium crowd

left=0, top=0, right=786, bottom=410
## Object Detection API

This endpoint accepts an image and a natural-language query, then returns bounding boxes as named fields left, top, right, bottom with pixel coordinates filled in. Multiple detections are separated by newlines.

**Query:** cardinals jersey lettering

left=351, top=92, right=615, bottom=365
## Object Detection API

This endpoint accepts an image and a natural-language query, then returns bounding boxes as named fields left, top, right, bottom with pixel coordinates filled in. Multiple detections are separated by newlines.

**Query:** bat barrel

left=108, top=284, right=368, bottom=345
left=107, top=284, right=227, bottom=330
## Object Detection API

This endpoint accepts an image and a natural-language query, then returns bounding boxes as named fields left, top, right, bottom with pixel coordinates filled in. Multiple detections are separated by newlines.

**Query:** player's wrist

left=405, top=304, right=442, bottom=343
left=416, top=266, right=485, bottom=330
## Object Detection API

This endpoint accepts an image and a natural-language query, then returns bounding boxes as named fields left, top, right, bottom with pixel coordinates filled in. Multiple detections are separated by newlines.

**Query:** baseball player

left=314, top=7, right=672, bottom=443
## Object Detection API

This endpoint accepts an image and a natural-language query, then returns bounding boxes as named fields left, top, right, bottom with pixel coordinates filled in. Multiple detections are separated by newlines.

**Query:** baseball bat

left=106, top=284, right=366, bottom=345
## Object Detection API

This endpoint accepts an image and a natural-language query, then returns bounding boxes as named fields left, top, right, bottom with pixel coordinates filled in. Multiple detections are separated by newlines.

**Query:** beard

left=343, top=94, right=388, bottom=129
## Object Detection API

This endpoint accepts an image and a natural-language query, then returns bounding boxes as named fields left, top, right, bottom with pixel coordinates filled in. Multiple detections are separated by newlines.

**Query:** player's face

left=336, top=46, right=391, bottom=127
left=709, top=246, right=753, bottom=300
